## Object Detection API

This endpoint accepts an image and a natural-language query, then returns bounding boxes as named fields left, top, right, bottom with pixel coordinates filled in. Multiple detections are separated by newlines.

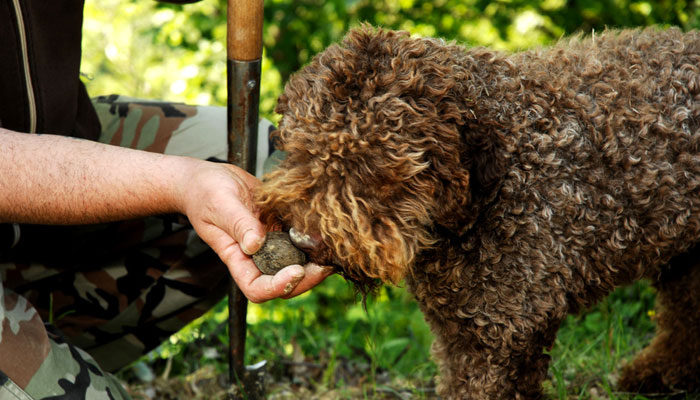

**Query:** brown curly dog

left=256, top=25, right=700, bottom=399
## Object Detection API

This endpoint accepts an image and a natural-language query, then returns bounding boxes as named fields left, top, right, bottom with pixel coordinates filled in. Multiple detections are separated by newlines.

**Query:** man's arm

left=0, top=127, right=330, bottom=302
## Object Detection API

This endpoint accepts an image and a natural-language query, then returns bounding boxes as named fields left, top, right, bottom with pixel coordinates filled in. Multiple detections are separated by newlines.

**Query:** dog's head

left=256, top=26, right=504, bottom=289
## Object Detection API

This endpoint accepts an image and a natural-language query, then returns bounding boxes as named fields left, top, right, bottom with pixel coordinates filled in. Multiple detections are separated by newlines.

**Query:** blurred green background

left=81, top=1, right=700, bottom=398
left=81, top=0, right=698, bottom=123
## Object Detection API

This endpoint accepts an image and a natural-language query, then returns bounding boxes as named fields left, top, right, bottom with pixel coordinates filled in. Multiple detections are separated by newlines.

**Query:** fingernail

left=315, top=264, right=336, bottom=275
left=283, top=268, right=305, bottom=295
left=306, top=263, right=333, bottom=275
left=291, top=268, right=305, bottom=282
left=242, top=231, right=264, bottom=255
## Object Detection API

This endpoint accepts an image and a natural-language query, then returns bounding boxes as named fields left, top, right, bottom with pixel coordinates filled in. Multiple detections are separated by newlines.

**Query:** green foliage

left=127, top=278, right=668, bottom=398
left=82, top=0, right=699, bottom=121
left=245, top=276, right=436, bottom=383
left=263, top=0, right=697, bottom=80
left=546, top=281, right=658, bottom=399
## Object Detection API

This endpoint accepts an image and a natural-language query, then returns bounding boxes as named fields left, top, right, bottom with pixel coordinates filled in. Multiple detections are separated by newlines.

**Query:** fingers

left=244, top=264, right=334, bottom=302
left=210, top=166, right=265, bottom=255
left=225, top=243, right=333, bottom=302
left=281, top=263, right=334, bottom=299
left=199, top=194, right=264, bottom=256
left=249, top=265, right=307, bottom=302
left=225, top=245, right=300, bottom=303
left=225, top=197, right=265, bottom=255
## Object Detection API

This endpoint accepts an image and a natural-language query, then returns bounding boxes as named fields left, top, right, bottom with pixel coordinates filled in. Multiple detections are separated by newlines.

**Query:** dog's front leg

left=427, top=320, right=554, bottom=398
left=411, top=276, right=565, bottom=400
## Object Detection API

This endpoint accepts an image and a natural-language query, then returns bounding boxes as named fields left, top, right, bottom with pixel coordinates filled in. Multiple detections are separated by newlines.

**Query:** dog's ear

left=462, top=124, right=508, bottom=204
left=421, top=121, right=507, bottom=234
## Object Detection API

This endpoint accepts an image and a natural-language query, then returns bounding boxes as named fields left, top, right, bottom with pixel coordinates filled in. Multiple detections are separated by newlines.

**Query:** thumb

left=225, top=196, right=266, bottom=255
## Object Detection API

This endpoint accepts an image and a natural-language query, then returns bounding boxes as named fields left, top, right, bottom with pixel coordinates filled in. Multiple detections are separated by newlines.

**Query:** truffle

left=252, top=231, right=308, bottom=275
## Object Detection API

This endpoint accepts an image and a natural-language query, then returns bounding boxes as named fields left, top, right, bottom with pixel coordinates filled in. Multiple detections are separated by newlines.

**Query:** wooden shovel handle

left=228, top=0, right=263, bottom=61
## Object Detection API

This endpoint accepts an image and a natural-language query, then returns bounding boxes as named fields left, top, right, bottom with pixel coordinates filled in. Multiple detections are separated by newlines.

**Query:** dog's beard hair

left=257, top=167, right=431, bottom=286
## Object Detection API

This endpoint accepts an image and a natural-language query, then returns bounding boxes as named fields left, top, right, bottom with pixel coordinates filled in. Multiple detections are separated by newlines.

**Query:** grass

left=120, top=277, right=698, bottom=400
left=545, top=281, right=659, bottom=400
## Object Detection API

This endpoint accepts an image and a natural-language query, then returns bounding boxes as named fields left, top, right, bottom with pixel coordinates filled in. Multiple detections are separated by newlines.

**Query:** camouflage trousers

left=0, top=95, right=275, bottom=399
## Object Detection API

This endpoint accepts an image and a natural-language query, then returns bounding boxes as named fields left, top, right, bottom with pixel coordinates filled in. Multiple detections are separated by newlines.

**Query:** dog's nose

left=289, top=227, right=321, bottom=251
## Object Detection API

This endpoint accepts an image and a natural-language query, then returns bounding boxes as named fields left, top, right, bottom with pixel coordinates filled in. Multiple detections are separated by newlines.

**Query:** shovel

left=226, top=0, right=263, bottom=394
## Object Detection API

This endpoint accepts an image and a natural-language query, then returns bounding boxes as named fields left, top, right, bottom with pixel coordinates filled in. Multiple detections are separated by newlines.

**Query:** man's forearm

left=0, top=128, right=190, bottom=224
left=0, top=127, right=332, bottom=302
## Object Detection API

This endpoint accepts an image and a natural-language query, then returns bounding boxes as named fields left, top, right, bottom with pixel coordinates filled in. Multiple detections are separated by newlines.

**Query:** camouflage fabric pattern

left=0, top=307, right=131, bottom=399
left=0, top=95, right=276, bottom=399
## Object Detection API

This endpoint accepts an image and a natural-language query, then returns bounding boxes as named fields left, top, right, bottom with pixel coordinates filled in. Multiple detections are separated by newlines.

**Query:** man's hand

left=176, top=161, right=332, bottom=302
left=0, top=128, right=331, bottom=302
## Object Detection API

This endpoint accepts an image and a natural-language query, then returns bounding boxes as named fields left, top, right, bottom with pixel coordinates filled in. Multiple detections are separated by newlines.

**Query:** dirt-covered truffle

left=252, top=231, right=307, bottom=275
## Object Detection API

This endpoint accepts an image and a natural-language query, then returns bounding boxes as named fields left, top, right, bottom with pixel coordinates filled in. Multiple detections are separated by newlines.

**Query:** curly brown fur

left=256, top=25, right=700, bottom=399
